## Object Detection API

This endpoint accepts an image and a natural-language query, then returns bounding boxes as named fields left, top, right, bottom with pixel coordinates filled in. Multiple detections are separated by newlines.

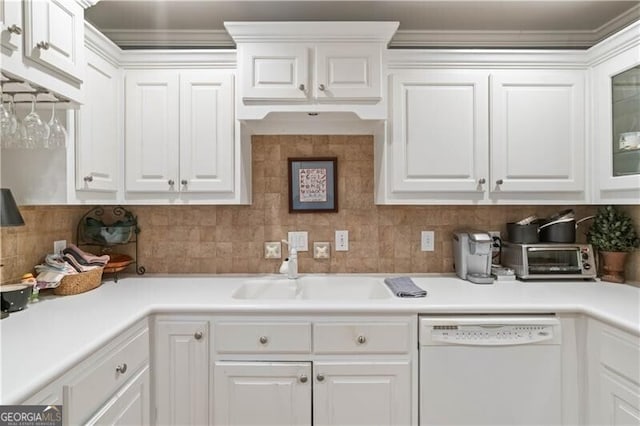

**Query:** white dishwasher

left=419, top=315, right=562, bottom=426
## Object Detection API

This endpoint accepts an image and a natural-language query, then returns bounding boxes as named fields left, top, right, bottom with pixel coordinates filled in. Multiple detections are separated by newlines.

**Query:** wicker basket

left=54, top=268, right=104, bottom=296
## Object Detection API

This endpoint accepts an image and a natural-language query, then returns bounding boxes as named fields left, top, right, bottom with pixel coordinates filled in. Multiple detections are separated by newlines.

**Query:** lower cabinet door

left=86, top=366, right=150, bottom=426
left=313, top=361, right=411, bottom=426
left=213, top=361, right=312, bottom=426
left=598, top=370, right=640, bottom=426
left=154, top=319, right=209, bottom=426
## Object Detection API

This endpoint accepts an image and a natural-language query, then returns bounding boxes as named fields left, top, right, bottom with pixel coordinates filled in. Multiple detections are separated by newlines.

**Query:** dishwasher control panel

left=419, top=315, right=562, bottom=346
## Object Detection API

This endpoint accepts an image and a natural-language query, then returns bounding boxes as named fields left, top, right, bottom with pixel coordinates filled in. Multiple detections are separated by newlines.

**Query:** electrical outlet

left=53, top=240, right=67, bottom=255
left=488, top=231, right=501, bottom=253
left=335, top=230, right=349, bottom=251
left=314, top=242, right=330, bottom=259
left=264, top=242, right=282, bottom=259
left=288, top=231, right=309, bottom=252
left=421, top=231, right=435, bottom=252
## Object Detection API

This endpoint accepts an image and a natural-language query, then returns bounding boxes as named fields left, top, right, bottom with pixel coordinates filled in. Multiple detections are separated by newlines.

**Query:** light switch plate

left=421, top=231, right=435, bottom=252
left=335, top=230, right=349, bottom=251
left=314, top=242, right=330, bottom=259
left=288, top=231, right=309, bottom=252
left=264, top=242, right=282, bottom=259
left=53, top=240, right=67, bottom=255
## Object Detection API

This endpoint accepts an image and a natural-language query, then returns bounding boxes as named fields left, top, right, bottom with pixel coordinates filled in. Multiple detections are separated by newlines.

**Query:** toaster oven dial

left=581, top=252, right=589, bottom=260
left=583, top=263, right=591, bottom=270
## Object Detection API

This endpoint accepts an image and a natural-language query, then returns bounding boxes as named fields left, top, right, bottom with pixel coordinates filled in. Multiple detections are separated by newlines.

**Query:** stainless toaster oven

left=502, top=242, right=596, bottom=280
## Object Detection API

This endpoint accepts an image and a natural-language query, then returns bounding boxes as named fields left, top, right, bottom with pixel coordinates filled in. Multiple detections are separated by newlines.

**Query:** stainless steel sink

left=232, top=276, right=392, bottom=300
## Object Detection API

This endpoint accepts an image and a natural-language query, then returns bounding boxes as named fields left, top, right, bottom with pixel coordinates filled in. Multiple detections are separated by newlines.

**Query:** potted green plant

left=587, top=205, right=639, bottom=283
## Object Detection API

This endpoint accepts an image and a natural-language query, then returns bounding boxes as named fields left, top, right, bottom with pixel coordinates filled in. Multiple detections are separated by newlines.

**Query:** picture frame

left=288, top=157, right=338, bottom=213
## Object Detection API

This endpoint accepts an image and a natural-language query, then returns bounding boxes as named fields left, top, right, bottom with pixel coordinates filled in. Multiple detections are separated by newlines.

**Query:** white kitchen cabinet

left=153, top=317, right=209, bottom=426
left=587, top=319, right=640, bottom=426
left=211, top=315, right=417, bottom=426
left=490, top=70, right=585, bottom=194
left=387, top=70, right=489, bottom=198
left=313, top=362, right=411, bottom=426
left=76, top=45, right=121, bottom=192
left=125, top=69, right=235, bottom=195
left=0, top=0, right=22, bottom=54
left=591, top=22, right=640, bottom=204
left=86, top=366, right=151, bottom=426
left=23, top=0, right=84, bottom=82
left=0, top=0, right=85, bottom=103
left=380, top=66, right=586, bottom=204
left=213, top=361, right=312, bottom=425
left=241, top=43, right=381, bottom=103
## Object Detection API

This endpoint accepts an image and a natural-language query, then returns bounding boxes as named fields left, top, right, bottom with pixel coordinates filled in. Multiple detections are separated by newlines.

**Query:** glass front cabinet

left=593, top=42, right=640, bottom=203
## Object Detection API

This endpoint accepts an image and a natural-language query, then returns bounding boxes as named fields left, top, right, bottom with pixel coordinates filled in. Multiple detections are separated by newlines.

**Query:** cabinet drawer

left=314, top=322, right=410, bottom=354
left=215, top=322, right=312, bottom=354
left=65, top=326, right=149, bottom=424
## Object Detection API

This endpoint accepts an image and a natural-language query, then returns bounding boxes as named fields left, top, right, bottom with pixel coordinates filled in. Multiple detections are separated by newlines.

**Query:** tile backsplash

left=1, top=135, right=637, bottom=283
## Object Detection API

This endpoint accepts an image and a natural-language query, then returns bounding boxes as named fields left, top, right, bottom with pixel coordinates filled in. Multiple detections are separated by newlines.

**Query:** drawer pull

left=7, top=25, right=22, bottom=35
left=318, top=84, right=326, bottom=91
left=194, top=331, right=203, bottom=340
left=83, top=176, right=93, bottom=183
left=168, top=179, right=175, bottom=186
left=259, top=336, right=268, bottom=345
left=316, top=374, right=325, bottom=382
left=356, top=335, right=367, bottom=344
left=116, top=363, right=128, bottom=374
left=299, top=375, right=308, bottom=383
left=496, top=179, right=504, bottom=185
left=37, top=41, right=50, bottom=50
left=478, top=178, right=486, bottom=185
left=181, top=179, right=188, bottom=185
left=298, top=84, right=305, bottom=91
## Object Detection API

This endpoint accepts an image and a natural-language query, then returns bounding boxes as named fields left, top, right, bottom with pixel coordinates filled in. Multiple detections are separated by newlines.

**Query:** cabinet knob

left=168, top=179, right=175, bottom=186
left=356, top=335, right=367, bottom=345
left=259, top=336, right=268, bottom=344
left=36, top=41, right=50, bottom=50
left=316, top=374, right=325, bottom=382
left=83, top=176, right=93, bottom=183
left=298, top=84, right=305, bottom=91
left=299, top=375, right=308, bottom=383
left=181, top=179, right=188, bottom=185
left=194, top=331, right=203, bottom=340
left=7, top=24, right=22, bottom=35
left=116, top=363, right=128, bottom=374
left=478, top=178, right=486, bottom=185
left=496, top=179, right=504, bottom=185
left=318, top=84, right=326, bottom=91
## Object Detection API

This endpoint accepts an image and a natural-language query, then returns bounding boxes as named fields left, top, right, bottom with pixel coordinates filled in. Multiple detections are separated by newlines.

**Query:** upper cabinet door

left=389, top=70, right=489, bottom=195
left=76, top=48, right=120, bottom=192
left=0, top=0, right=23, bottom=53
left=490, top=70, right=585, bottom=193
left=241, top=43, right=309, bottom=102
left=179, top=70, right=235, bottom=193
left=125, top=70, right=180, bottom=192
left=315, top=43, right=382, bottom=101
left=23, top=0, right=84, bottom=82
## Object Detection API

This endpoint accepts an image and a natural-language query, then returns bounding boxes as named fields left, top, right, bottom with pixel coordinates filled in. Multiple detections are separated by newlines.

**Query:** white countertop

left=1, top=274, right=639, bottom=404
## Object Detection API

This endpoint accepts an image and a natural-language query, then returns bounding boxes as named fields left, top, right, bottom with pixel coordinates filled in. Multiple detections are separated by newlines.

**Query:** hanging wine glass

left=3, top=96, right=22, bottom=149
left=47, top=102, right=67, bottom=148
left=22, top=94, right=49, bottom=148
left=0, top=98, right=13, bottom=144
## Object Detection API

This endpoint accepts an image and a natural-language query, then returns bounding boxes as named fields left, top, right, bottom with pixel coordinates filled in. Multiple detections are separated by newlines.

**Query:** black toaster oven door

left=526, top=247, right=582, bottom=274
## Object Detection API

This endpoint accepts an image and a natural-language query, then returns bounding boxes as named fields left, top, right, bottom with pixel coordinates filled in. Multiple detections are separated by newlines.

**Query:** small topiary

left=587, top=205, right=640, bottom=252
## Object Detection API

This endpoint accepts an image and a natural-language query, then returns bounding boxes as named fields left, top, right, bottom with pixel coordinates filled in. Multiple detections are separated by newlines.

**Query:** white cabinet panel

left=241, top=44, right=309, bottom=101
left=23, top=0, right=84, bottom=81
left=86, top=367, right=151, bottom=426
left=490, top=71, right=585, bottom=193
left=179, top=70, right=234, bottom=193
left=0, top=0, right=22, bottom=53
left=154, top=319, right=209, bottom=426
left=313, top=362, right=411, bottom=426
left=389, top=70, right=489, bottom=194
left=77, top=48, right=120, bottom=192
left=315, top=44, right=381, bottom=101
left=213, top=361, right=312, bottom=426
left=125, top=70, right=180, bottom=192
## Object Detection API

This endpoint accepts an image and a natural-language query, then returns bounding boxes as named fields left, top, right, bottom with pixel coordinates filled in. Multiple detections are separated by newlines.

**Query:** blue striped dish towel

left=383, top=277, right=427, bottom=298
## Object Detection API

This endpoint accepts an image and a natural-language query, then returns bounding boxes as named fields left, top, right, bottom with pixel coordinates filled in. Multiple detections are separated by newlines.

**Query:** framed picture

left=288, top=157, right=338, bottom=213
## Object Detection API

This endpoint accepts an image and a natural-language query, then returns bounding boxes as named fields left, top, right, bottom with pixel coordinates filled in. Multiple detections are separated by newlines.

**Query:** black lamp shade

left=1, top=188, right=25, bottom=227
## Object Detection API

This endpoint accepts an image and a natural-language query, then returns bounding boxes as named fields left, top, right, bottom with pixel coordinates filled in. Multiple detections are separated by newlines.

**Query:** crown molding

left=100, top=29, right=235, bottom=49
left=85, top=22, right=122, bottom=67
left=75, top=0, right=100, bottom=9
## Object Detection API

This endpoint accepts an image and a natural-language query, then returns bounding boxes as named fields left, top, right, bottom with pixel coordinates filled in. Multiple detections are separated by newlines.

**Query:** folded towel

left=63, top=244, right=110, bottom=266
left=63, top=254, right=101, bottom=273
left=384, top=277, right=427, bottom=298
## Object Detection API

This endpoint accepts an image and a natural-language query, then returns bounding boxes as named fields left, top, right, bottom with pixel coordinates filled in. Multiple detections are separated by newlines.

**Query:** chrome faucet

left=280, top=240, right=298, bottom=279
